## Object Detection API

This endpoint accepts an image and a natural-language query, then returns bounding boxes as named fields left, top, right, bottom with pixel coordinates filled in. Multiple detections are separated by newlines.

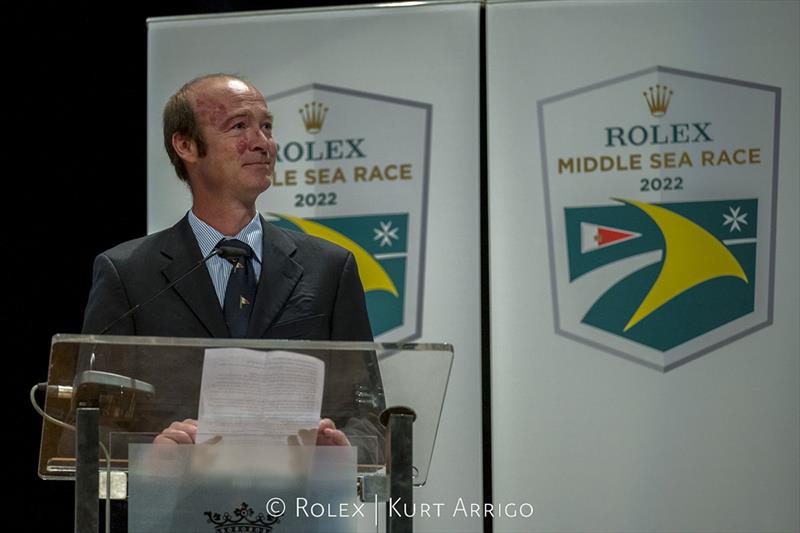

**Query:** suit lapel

left=161, top=215, right=230, bottom=338
left=247, top=216, right=303, bottom=338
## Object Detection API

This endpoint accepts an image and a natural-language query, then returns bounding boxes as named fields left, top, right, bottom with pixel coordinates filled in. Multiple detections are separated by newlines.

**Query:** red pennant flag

left=581, top=223, right=641, bottom=253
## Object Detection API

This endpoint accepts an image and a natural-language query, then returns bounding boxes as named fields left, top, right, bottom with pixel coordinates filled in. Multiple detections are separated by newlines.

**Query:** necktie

left=219, top=238, right=257, bottom=338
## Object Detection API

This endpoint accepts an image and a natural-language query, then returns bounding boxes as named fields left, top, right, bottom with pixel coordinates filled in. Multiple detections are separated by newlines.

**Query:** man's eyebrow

left=219, top=110, right=275, bottom=128
left=220, top=111, right=273, bottom=127
left=219, top=112, right=247, bottom=127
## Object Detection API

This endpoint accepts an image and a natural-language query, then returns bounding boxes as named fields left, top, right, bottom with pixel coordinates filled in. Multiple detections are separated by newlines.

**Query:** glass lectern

left=38, top=334, right=453, bottom=533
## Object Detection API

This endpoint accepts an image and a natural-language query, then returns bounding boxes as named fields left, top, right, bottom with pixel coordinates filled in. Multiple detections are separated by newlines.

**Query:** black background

left=10, top=1, right=385, bottom=528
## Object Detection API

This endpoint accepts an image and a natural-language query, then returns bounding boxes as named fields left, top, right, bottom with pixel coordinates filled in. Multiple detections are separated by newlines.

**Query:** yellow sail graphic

left=621, top=199, right=748, bottom=331
left=271, top=213, right=399, bottom=297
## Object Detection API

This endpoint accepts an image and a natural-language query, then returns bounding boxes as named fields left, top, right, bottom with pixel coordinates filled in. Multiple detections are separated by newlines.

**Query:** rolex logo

left=643, top=84, right=673, bottom=117
left=204, top=502, right=280, bottom=533
left=299, top=101, right=329, bottom=133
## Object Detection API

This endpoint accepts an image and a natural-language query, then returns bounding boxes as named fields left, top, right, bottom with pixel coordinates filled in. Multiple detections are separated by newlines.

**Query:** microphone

left=99, top=244, right=245, bottom=334
left=216, top=242, right=250, bottom=261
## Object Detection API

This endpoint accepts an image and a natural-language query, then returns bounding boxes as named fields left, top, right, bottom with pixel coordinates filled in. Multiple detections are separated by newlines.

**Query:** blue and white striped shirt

left=187, top=210, right=263, bottom=307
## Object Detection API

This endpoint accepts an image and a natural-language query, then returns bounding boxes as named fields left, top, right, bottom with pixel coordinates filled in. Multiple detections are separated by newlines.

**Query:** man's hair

left=162, top=73, right=244, bottom=183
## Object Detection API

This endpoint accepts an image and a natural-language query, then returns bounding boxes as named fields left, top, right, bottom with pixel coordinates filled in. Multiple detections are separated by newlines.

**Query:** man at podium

left=79, top=73, right=381, bottom=449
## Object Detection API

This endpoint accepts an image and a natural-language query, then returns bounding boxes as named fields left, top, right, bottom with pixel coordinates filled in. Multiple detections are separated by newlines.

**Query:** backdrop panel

left=149, top=3, right=483, bottom=531
left=488, top=1, right=799, bottom=531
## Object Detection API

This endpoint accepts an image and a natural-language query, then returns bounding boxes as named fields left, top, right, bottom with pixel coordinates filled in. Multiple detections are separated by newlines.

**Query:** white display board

left=488, top=0, right=799, bottom=531
left=148, top=3, right=483, bottom=531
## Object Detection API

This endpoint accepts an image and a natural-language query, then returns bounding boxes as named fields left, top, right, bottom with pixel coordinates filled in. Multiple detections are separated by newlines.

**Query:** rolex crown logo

left=643, top=84, right=673, bottom=117
left=299, top=101, right=329, bottom=133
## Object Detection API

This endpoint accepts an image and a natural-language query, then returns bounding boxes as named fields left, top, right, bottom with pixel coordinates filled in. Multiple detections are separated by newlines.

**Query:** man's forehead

left=224, top=78, right=253, bottom=94
left=190, top=77, right=270, bottom=119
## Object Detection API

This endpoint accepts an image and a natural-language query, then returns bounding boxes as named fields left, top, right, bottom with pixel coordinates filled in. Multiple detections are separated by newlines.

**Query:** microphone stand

left=99, top=244, right=247, bottom=334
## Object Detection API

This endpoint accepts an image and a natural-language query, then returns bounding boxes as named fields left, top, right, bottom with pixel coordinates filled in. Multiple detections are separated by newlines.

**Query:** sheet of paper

left=196, top=348, right=325, bottom=444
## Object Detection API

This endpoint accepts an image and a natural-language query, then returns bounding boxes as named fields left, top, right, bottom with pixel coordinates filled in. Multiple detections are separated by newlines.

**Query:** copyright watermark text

left=265, top=496, right=533, bottom=522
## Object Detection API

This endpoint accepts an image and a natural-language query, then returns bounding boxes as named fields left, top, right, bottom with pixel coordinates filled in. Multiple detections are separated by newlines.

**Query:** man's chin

left=247, top=171, right=272, bottom=193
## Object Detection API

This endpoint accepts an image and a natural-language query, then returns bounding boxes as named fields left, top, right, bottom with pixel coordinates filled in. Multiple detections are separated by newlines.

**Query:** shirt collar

left=187, top=210, right=263, bottom=264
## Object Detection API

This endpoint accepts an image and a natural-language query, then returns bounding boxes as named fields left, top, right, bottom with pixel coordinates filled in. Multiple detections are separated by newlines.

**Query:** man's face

left=188, top=78, right=276, bottom=204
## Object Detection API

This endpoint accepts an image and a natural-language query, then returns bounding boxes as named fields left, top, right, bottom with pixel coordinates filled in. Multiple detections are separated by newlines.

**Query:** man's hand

left=316, top=418, right=350, bottom=446
left=291, top=418, right=350, bottom=447
left=153, top=418, right=198, bottom=445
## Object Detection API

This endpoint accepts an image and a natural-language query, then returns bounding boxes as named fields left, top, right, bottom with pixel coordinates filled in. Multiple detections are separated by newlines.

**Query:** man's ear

left=172, top=132, right=199, bottom=163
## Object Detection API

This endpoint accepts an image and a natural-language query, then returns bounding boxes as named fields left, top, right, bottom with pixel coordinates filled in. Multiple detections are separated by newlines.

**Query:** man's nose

left=250, top=127, right=270, bottom=151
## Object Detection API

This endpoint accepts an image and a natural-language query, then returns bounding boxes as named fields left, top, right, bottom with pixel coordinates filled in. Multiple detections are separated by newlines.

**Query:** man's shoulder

left=268, top=223, right=352, bottom=261
left=98, top=222, right=181, bottom=264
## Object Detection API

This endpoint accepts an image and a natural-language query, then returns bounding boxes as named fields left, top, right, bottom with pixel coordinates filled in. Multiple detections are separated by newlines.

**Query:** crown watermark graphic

left=299, top=101, right=329, bottom=133
left=204, top=502, right=281, bottom=533
left=643, top=84, right=673, bottom=117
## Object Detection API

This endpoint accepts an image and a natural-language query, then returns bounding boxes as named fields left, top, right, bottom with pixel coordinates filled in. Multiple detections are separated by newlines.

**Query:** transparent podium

left=38, top=334, right=453, bottom=533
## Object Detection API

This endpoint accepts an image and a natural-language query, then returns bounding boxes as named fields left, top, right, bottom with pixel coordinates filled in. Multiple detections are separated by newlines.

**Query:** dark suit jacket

left=80, top=214, right=384, bottom=463
left=82, top=214, right=372, bottom=341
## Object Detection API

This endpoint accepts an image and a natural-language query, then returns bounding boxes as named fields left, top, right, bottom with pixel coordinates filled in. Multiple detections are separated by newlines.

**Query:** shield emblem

left=261, top=84, right=431, bottom=341
left=539, top=66, right=780, bottom=371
